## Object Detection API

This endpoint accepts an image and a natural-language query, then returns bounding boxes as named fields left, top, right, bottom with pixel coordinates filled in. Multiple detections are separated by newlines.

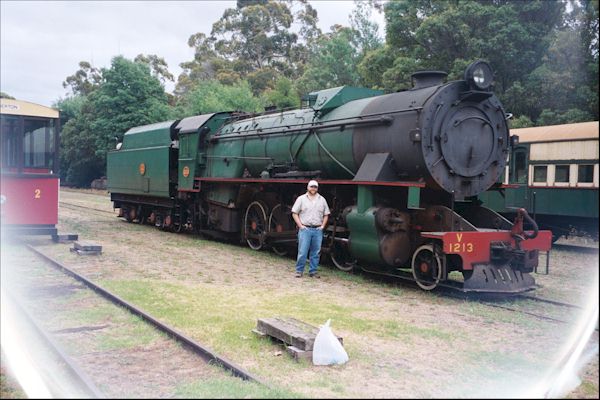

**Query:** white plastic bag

left=312, top=319, right=349, bottom=365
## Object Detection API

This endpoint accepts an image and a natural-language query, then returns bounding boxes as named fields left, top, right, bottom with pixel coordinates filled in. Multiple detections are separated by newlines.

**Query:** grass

left=175, top=375, right=301, bottom=398
left=0, top=367, right=26, bottom=400
left=26, top=188, right=597, bottom=398
left=99, top=278, right=458, bottom=375
left=37, top=294, right=163, bottom=352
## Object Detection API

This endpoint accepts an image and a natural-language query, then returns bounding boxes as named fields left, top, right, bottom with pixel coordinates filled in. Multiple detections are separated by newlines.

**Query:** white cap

left=307, top=180, right=319, bottom=189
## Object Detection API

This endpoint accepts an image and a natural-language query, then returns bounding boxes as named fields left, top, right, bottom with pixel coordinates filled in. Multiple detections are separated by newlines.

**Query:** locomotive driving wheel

left=268, top=204, right=293, bottom=256
left=411, top=244, right=444, bottom=290
left=330, top=241, right=357, bottom=272
left=244, top=201, right=268, bottom=250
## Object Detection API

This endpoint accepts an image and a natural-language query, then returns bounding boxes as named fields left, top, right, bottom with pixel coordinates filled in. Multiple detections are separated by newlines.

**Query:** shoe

left=309, top=273, right=320, bottom=278
left=295, top=272, right=303, bottom=278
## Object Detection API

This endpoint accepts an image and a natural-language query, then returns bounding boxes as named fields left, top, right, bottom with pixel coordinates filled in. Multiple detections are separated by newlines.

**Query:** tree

left=296, top=26, right=362, bottom=94
left=262, top=76, right=300, bottom=109
left=211, top=1, right=296, bottom=77
left=60, top=56, right=173, bottom=186
left=91, top=56, right=173, bottom=149
left=62, top=61, right=102, bottom=96
left=177, top=79, right=263, bottom=117
left=134, top=54, right=175, bottom=84
left=59, top=102, right=104, bottom=185
left=177, top=0, right=321, bottom=97
left=382, top=0, right=564, bottom=92
left=509, top=115, right=534, bottom=129
left=0, top=92, right=15, bottom=99
left=349, top=0, right=383, bottom=56
left=53, top=95, right=86, bottom=127
left=514, top=1, right=599, bottom=122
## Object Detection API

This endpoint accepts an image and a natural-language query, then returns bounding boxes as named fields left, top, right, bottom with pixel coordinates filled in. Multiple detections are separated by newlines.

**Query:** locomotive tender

left=107, top=60, right=552, bottom=293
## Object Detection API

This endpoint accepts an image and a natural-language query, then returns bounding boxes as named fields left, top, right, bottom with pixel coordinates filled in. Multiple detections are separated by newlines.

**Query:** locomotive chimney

left=411, top=71, right=447, bottom=89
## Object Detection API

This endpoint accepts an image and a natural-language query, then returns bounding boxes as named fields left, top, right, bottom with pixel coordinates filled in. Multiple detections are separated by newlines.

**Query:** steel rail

left=474, top=300, right=572, bottom=324
left=59, top=201, right=116, bottom=215
left=58, top=202, right=590, bottom=323
left=517, top=294, right=582, bottom=309
left=3, top=288, right=104, bottom=398
left=25, top=244, right=269, bottom=387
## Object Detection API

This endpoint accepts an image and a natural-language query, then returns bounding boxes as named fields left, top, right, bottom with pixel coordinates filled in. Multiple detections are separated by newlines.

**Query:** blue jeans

left=295, top=227, right=323, bottom=274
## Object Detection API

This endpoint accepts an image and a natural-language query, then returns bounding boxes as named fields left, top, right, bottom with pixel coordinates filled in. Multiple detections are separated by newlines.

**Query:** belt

left=305, top=225, right=321, bottom=228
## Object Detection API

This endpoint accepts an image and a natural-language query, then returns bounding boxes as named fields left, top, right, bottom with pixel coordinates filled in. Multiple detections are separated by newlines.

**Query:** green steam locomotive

left=107, top=60, right=552, bottom=294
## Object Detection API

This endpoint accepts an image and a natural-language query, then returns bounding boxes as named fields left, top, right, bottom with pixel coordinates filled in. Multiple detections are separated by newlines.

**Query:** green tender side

left=107, top=120, right=175, bottom=198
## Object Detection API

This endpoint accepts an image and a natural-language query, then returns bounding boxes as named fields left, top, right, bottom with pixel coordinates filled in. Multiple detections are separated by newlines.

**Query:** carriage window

left=578, top=164, right=594, bottom=183
left=23, top=118, right=55, bottom=169
left=1, top=115, right=21, bottom=168
left=533, top=165, right=547, bottom=183
left=513, top=150, right=527, bottom=183
left=555, top=165, right=570, bottom=183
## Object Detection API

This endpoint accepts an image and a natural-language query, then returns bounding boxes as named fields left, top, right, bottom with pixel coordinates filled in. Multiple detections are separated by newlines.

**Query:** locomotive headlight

left=464, top=60, right=494, bottom=91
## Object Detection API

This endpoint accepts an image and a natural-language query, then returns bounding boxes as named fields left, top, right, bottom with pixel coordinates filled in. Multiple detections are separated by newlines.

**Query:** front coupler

left=422, top=229, right=552, bottom=293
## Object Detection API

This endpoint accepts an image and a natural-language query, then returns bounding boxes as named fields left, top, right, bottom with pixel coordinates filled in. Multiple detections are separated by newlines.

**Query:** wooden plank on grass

left=255, top=316, right=342, bottom=351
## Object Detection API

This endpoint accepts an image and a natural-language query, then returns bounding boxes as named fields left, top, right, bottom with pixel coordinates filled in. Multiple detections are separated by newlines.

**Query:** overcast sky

left=0, top=0, right=385, bottom=107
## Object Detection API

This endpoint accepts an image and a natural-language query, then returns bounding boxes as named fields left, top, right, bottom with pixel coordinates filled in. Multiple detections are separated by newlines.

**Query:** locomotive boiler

left=107, top=60, right=552, bottom=293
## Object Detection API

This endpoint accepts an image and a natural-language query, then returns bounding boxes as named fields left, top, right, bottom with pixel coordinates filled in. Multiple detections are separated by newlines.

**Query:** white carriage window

left=533, top=165, right=547, bottom=183
left=578, top=164, right=594, bottom=183
left=555, top=165, right=570, bottom=183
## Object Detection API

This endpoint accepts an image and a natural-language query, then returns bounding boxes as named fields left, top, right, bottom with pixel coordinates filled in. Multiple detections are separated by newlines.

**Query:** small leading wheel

left=411, top=244, right=443, bottom=290
left=330, top=240, right=357, bottom=272
left=244, top=201, right=268, bottom=250
left=268, top=204, right=292, bottom=256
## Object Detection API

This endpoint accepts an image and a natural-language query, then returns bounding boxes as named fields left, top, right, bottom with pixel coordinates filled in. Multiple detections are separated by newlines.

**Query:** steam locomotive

left=107, top=60, right=552, bottom=293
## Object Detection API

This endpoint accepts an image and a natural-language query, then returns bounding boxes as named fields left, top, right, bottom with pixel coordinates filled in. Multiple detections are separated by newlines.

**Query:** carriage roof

left=510, top=121, right=598, bottom=143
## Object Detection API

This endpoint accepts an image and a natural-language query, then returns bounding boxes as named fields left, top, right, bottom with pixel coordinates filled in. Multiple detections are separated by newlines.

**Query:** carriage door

left=506, top=146, right=530, bottom=209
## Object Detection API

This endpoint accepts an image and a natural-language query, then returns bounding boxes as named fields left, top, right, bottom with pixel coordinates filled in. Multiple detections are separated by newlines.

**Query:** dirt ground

left=1, top=245, right=233, bottom=398
left=2, top=188, right=598, bottom=398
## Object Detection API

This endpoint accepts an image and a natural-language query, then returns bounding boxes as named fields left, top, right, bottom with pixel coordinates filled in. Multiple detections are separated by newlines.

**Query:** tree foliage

left=176, top=79, right=262, bottom=117
left=60, top=56, right=172, bottom=186
left=176, top=0, right=320, bottom=96
left=296, top=26, right=362, bottom=94
left=56, top=0, right=599, bottom=186
left=62, top=61, right=102, bottom=96
left=134, top=54, right=175, bottom=84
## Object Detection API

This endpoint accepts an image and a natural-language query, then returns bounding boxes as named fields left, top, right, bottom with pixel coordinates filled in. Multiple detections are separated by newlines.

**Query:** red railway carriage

left=1, top=98, right=60, bottom=236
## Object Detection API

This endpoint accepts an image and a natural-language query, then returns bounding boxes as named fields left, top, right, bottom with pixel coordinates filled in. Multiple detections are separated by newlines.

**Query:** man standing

left=291, top=180, right=330, bottom=278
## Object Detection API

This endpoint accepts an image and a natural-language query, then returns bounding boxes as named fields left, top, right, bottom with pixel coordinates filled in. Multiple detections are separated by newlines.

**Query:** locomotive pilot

left=291, top=180, right=330, bottom=278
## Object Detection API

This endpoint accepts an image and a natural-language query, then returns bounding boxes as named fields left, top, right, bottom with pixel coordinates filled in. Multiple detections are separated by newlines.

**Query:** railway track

left=58, top=199, right=596, bottom=329
left=2, top=288, right=103, bottom=398
left=19, top=244, right=268, bottom=390
left=59, top=201, right=116, bottom=215
left=441, top=291, right=598, bottom=330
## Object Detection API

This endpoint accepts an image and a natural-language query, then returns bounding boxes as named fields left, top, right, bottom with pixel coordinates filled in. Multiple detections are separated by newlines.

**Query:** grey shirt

left=291, top=193, right=331, bottom=226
